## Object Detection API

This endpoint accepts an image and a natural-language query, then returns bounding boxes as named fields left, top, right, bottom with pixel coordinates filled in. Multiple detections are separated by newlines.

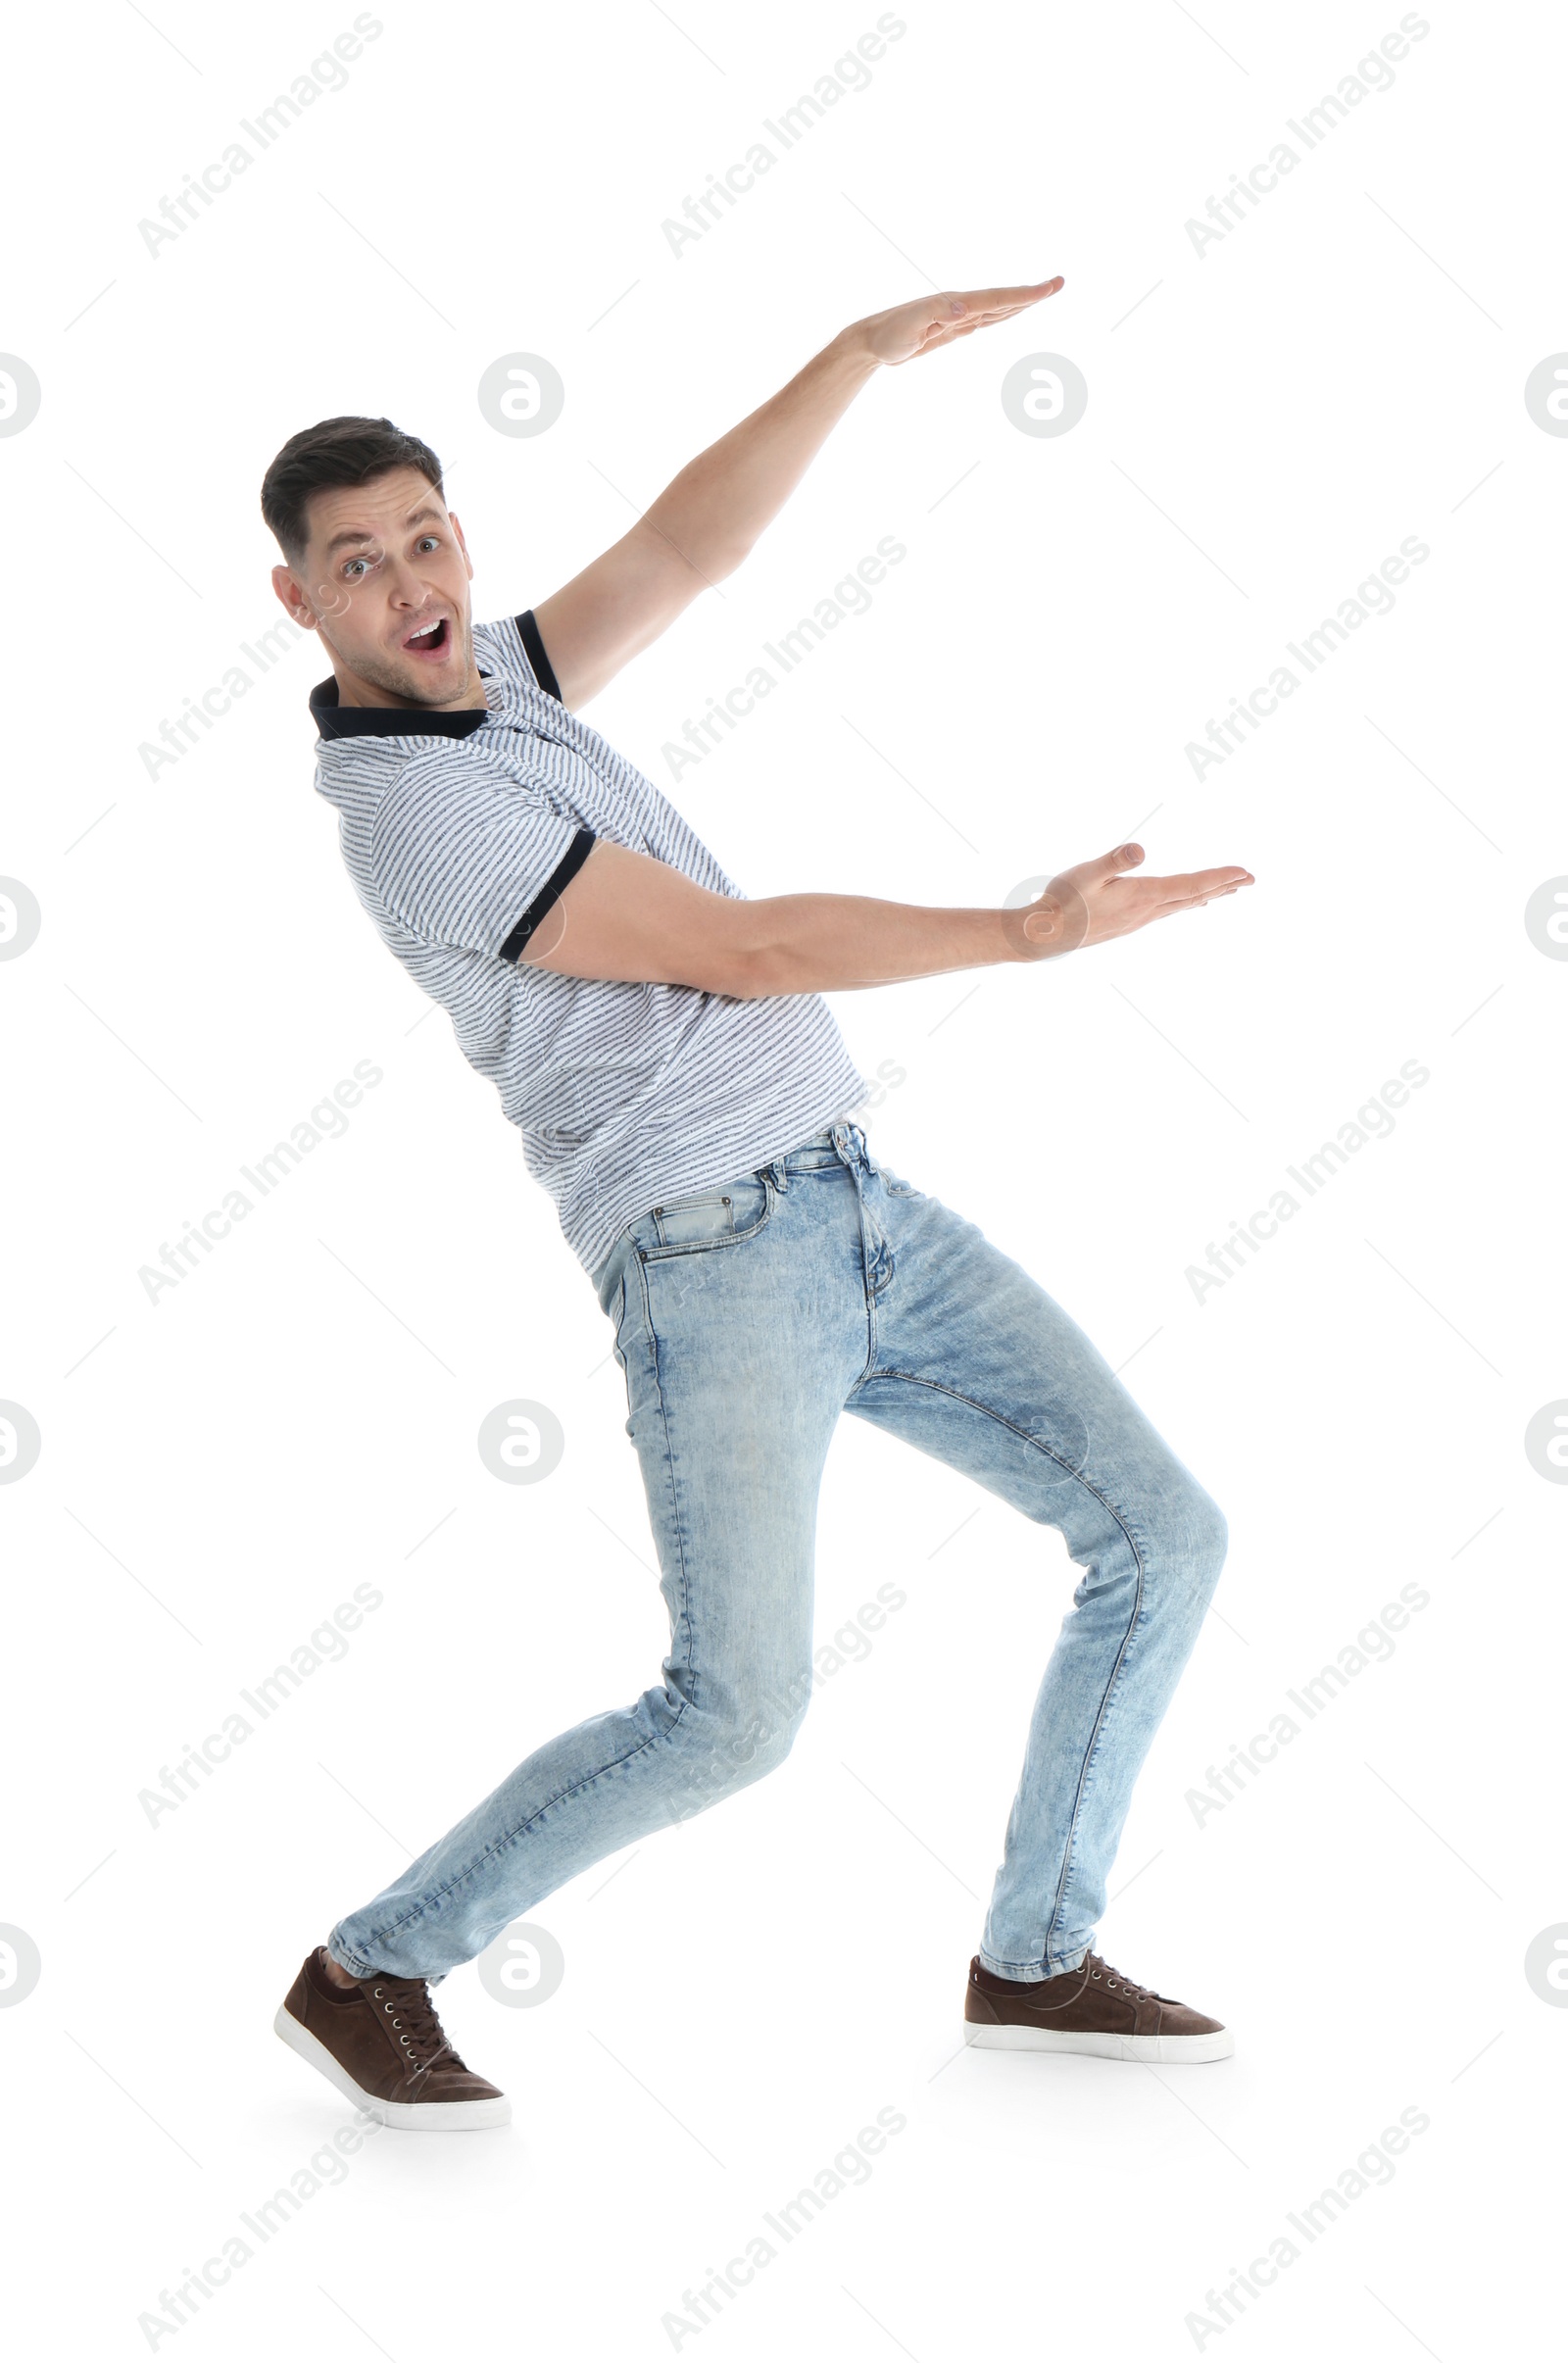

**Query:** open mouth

left=402, top=615, right=451, bottom=659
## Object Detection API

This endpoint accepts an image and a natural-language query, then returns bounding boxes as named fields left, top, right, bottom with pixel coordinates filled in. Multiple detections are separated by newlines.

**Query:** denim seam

left=847, top=1365, right=1149, bottom=1969
left=645, top=1174, right=776, bottom=1258
left=352, top=1252, right=703, bottom=1959
left=355, top=1712, right=687, bottom=1952
left=1044, top=1599, right=1146, bottom=1958
left=832, top=1156, right=881, bottom=1389
left=636, top=1242, right=702, bottom=1717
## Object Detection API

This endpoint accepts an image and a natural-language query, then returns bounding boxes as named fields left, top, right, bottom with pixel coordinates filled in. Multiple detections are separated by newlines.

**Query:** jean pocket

left=877, top=1165, right=919, bottom=1199
left=645, top=1171, right=773, bottom=1256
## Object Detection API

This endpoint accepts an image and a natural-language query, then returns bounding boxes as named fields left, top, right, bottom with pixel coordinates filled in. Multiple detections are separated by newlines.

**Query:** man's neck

left=334, top=661, right=487, bottom=712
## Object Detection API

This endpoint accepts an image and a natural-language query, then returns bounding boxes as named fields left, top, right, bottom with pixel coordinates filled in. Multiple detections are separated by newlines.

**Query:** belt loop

left=830, top=1120, right=869, bottom=1177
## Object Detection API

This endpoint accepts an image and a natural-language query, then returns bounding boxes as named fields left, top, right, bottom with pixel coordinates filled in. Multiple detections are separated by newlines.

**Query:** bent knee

left=670, top=1695, right=808, bottom=1813
left=1170, top=1484, right=1228, bottom=1594
left=1134, top=1478, right=1227, bottom=1595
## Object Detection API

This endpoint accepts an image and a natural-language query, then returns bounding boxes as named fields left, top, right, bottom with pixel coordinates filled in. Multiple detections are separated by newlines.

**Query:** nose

left=384, top=554, right=434, bottom=607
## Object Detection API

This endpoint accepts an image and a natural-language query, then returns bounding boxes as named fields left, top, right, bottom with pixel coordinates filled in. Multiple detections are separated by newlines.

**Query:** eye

left=416, top=536, right=440, bottom=553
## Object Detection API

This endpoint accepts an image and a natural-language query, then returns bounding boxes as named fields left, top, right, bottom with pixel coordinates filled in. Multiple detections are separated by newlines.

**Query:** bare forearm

left=529, top=839, right=1251, bottom=995
left=733, top=892, right=1029, bottom=997
left=533, top=281, right=1062, bottom=706
left=641, top=329, right=878, bottom=581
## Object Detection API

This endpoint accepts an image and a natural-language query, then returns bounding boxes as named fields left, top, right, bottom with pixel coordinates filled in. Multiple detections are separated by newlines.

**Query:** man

left=264, top=276, right=1253, bottom=2131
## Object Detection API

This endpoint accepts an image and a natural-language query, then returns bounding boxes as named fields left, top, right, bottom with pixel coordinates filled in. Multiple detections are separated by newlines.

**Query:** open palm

left=1014, top=843, right=1254, bottom=960
left=859, top=276, right=1065, bottom=367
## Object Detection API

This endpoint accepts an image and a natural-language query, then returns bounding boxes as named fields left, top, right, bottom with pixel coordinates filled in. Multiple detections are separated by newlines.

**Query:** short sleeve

left=515, top=610, right=563, bottom=701
left=369, top=754, right=595, bottom=960
left=470, top=611, right=564, bottom=704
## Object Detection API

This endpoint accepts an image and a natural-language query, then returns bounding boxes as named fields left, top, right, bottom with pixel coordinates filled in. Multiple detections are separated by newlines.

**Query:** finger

left=931, top=297, right=1057, bottom=339
left=892, top=296, right=968, bottom=343
left=908, top=282, right=1064, bottom=359
left=1110, top=863, right=1251, bottom=906
left=1148, top=864, right=1254, bottom=900
left=1065, top=841, right=1147, bottom=891
left=948, top=277, right=1064, bottom=317
left=1152, top=878, right=1250, bottom=915
left=957, top=294, right=1061, bottom=325
left=922, top=283, right=1064, bottom=341
left=918, top=318, right=993, bottom=352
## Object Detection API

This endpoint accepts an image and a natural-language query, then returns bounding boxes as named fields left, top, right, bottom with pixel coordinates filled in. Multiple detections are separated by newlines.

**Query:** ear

left=271, top=563, right=319, bottom=631
left=449, top=510, right=475, bottom=578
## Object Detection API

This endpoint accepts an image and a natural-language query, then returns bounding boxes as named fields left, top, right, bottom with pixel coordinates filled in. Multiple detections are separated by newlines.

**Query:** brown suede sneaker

left=964, top=1951, right=1234, bottom=2063
left=275, top=1947, right=512, bottom=2129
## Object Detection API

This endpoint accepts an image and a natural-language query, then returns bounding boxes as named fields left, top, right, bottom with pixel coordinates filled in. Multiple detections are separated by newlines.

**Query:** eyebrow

left=321, top=505, right=445, bottom=560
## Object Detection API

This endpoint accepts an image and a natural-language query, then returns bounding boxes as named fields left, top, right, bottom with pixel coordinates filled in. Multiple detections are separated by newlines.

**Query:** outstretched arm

left=520, top=839, right=1252, bottom=997
left=530, top=276, right=1063, bottom=709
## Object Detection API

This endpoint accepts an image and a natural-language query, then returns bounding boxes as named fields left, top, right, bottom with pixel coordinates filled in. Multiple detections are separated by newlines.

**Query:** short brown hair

left=260, top=416, right=444, bottom=568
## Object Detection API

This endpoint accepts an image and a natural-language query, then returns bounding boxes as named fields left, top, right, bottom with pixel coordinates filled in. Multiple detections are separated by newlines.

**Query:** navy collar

left=309, top=668, right=495, bottom=741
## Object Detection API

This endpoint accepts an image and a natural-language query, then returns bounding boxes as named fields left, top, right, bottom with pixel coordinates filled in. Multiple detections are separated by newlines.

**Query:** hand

left=1007, top=843, right=1254, bottom=962
left=853, top=276, right=1065, bottom=369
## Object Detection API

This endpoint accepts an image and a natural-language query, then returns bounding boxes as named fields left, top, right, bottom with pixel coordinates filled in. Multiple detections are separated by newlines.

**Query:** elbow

left=701, top=930, right=798, bottom=1002
left=710, top=943, right=778, bottom=1002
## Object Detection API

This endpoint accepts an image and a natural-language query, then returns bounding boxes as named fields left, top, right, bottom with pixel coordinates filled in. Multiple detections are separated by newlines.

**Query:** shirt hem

left=568, top=1067, right=874, bottom=1283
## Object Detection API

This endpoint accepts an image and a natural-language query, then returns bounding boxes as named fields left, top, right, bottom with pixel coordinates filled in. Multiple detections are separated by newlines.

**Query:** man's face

left=272, top=466, right=480, bottom=709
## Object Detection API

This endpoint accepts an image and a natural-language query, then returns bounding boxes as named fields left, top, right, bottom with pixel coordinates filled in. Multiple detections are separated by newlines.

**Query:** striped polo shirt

left=310, top=611, right=871, bottom=1278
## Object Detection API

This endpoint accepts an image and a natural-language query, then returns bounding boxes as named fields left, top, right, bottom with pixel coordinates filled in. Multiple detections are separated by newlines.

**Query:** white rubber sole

left=273, top=2005, right=513, bottom=2129
left=963, top=2020, right=1235, bottom=2064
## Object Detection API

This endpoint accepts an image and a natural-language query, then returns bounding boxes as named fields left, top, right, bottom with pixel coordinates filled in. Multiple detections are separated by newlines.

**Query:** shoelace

left=1083, top=1953, right=1157, bottom=2001
left=368, top=1978, right=466, bottom=2075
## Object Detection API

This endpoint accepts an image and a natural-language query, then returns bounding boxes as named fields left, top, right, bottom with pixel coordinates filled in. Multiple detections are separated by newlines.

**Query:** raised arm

left=518, top=838, right=1252, bottom=997
left=530, top=277, right=1063, bottom=709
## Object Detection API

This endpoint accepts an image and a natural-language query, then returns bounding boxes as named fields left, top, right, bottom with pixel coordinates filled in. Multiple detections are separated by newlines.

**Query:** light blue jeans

left=330, top=1122, right=1227, bottom=1986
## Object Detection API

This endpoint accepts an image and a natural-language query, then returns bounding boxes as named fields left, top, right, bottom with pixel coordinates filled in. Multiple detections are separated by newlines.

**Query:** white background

left=3, top=1, right=1563, bottom=2354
